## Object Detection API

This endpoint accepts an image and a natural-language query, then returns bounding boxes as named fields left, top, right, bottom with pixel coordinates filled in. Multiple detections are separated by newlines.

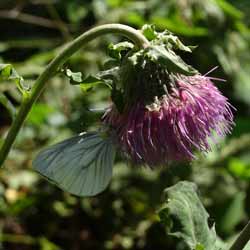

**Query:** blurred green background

left=0, top=0, right=250, bottom=249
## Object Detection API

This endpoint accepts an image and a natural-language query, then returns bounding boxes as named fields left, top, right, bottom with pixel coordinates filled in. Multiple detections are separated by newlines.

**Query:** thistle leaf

left=79, top=76, right=107, bottom=92
left=0, top=63, right=30, bottom=95
left=158, top=181, right=226, bottom=250
left=141, top=24, right=196, bottom=52
left=141, top=24, right=158, bottom=40
left=62, top=68, right=112, bottom=92
left=65, top=68, right=83, bottom=84
left=146, top=45, right=198, bottom=75
left=108, top=42, right=134, bottom=60
left=159, top=33, right=193, bottom=52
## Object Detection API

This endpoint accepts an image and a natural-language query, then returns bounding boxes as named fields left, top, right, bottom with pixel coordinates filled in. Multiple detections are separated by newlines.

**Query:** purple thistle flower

left=103, top=71, right=234, bottom=167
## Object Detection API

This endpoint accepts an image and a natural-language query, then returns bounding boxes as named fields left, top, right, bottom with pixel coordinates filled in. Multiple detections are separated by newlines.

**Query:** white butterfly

left=33, top=131, right=116, bottom=197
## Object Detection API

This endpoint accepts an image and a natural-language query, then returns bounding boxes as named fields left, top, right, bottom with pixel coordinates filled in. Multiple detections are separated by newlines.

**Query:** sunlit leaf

left=141, top=24, right=158, bottom=40
left=80, top=76, right=110, bottom=92
left=142, top=25, right=194, bottom=52
left=146, top=45, right=198, bottom=75
left=108, top=42, right=134, bottom=60
left=65, top=68, right=83, bottom=84
left=62, top=68, right=112, bottom=92
left=0, top=63, right=30, bottom=96
left=158, top=181, right=226, bottom=250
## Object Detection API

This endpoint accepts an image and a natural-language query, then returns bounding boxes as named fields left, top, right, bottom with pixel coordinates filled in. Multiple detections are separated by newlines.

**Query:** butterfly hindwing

left=33, top=132, right=116, bottom=197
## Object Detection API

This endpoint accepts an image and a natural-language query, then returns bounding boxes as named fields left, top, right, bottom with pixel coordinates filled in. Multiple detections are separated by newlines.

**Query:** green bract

left=63, top=25, right=198, bottom=112
left=144, top=45, right=198, bottom=75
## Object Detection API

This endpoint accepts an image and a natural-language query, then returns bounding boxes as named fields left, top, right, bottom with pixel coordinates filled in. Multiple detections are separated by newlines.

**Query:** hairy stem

left=0, top=24, right=149, bottom=167
left=229, top=221, right=250, bottom=250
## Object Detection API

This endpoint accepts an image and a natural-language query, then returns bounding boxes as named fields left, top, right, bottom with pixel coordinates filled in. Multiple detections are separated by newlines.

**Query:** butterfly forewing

left=33, top=132, right=116, bottom=197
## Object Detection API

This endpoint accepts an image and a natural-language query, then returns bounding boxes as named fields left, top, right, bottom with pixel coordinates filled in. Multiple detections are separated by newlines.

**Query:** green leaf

left=158, top=181, right=226, bottom=250
left=80, top=76, right=112, bottom=92
left=0, top=63, right=29, bottom=96
left=79, top=76, right=104, bottom=92
left=97, top=66, right=120, bottom=81
left=146, top=45, right=198, bottom=75
left=62, top=68, right=112, bottom=92
left=64, top=68, right=83, bottom=84
left=142, top=24, right=195, bottom=52
left=160, top=33, right=193, bottom=52
left=108, top=42, right=134, bottom=60
left=141, top=24, right=158, bottom=40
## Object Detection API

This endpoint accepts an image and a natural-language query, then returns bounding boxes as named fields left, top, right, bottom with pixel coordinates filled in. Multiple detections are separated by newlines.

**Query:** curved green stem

left=229, top=221, right=250, bottom=250
left=0, top=23, right=150, bottom=167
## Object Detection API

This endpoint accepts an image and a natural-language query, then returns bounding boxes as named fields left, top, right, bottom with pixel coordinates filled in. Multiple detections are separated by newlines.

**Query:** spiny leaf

left=142, top=24, right=195, bottom=52
left=108, top=42, right=134, bottom=60
left=158, top=33, right=193, bottom=52
left=158, top=181, right=226, bottom=250
left=62, top=68, right=112, bottom=92
left=146, top=45, right=198, bottom=75
left=0, top=63, right=30, bottom=96
left=65, top=68, right=83, bottom=84
left=79, top=76, right=104, bottom=92
left=97, top=67, right=120, bottom=81
left=141, top=24, right=158, bottom=40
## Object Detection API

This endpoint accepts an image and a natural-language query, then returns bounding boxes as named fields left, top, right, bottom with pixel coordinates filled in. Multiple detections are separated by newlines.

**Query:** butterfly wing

left=33, top=132, right=116, bottom=197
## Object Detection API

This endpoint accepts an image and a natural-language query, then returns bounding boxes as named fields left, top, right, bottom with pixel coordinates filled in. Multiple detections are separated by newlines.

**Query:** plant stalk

left=0, top=23, right=149, bottom=167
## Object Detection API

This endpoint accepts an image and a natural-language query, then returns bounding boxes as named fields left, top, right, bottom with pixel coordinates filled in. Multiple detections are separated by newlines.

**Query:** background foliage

left=0, top=0, right=250, bottom=249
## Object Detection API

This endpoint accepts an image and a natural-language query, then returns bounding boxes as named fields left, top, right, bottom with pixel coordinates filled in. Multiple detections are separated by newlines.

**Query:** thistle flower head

left=103, top=68, right=234, bottom=167
left=101, top=25, right=235, bottom=167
